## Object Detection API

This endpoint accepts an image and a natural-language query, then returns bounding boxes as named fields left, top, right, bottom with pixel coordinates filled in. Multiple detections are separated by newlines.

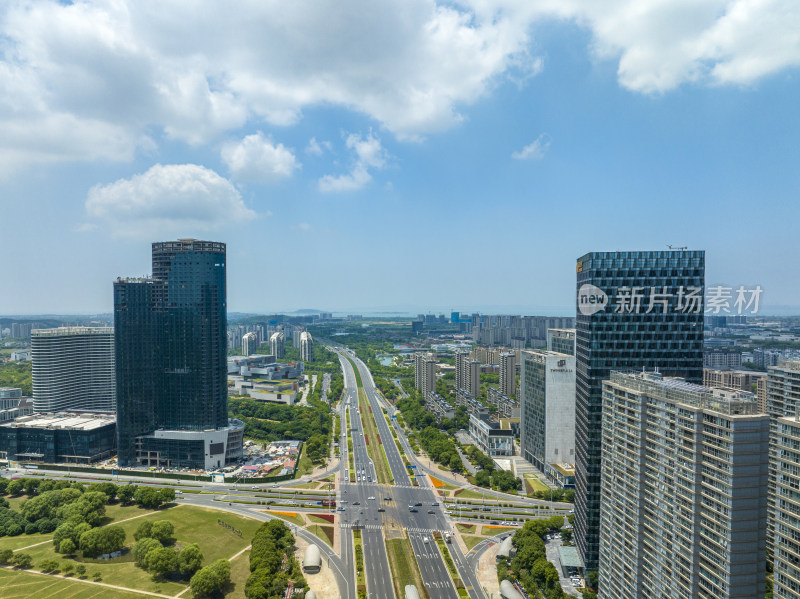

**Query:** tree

left=587, top=571, right=599, bottom=589
left=190, top=559, right=230, bottom=596
left=135, top=487, right=174, bottom=509
left=134, top=521, right=154, bottom=541
left=13, top=553, right=33, bottom=568
left=147, top=546, right=178, bottom=578
left=75, top=564, right=87, bottom=578
left=118, top=485, right=136, bottom=505
left=449, top=454, right=463, bottom=473
left=151, top=520, right=175, bottom=544
left=0, top=549, right=13, bottom=564
left=53, top=521, right=91, bottom=552
left=133, top=538, right=162, bottom=567
left=79, top=525, right=126, bottom=558
left=59, top=539, right=76, bottom=555
left=62, top=562, right=74, bottom=576
left=6, top=480, right=23, bottom=496
left=178, top=543, right=204, bottom=576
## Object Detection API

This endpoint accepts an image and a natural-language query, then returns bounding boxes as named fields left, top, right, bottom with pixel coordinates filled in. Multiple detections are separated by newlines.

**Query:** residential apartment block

left=599, top=371, right=769, bottom=599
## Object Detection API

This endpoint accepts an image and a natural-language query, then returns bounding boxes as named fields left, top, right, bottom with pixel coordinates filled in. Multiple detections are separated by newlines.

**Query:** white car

left=423, top=536, right=429, bottom=543
left=368, top=496, right=376, bottom=500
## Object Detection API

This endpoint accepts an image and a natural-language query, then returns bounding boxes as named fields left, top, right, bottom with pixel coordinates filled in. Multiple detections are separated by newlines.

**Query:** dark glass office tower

left=573, top=250, right=704, bottom=571
left=115, top=239, right=229, bottom=467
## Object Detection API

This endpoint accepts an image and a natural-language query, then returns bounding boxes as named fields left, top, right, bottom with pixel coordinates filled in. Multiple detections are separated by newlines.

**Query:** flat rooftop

left=559, top=546, right=583, bottom=569
left=2, top=413, right=116, bottom=431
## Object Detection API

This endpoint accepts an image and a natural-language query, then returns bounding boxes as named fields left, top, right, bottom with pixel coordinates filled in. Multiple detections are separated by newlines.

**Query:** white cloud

left=1, top=0, right=799, bottom=175
left=488, top=0, right=800, bottom=93
left=296, top=222, right=312, bottom=231
left=305, top=137, right=331, bottom=156
left=221, top=132, right=299, bottom=182
left=512, top=133, right=551, bottom=160
left=85, top=164, right=256, bottom=238
left=319, top=131, right=388, bottom=193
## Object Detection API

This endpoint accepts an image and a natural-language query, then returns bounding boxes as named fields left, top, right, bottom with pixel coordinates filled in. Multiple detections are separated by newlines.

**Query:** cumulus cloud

left=318, top=131, right=388, bottom=193
left=1, top=0, right=800, bottom=174
left=84, top=164, right=256, bottom=238
left=493, top=0, right=800, bottom=93
left=221, top=132, right=299, bottom=182
left=512, top=133, right=551, bottom=160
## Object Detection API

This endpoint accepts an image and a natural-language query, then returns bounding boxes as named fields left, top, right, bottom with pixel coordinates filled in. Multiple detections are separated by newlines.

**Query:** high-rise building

left=766, top=361, right=800, bottom=556
left=270, top=331, right=285, bottom=359
left=114, top=239, right=243, bottom=470
left=499, top=352, right=516, bottom=396
left=519, top=350, right=575, bottom=480
left=598, top=371, right=768, bottom=599
left=242, top=331, right=258, bottom=356
left=31, top=327, right=116, bottom=413
left=773, top=413, right=800, bottom=599
left=546, top=328, right=576, bottom=356
left=300, top=331, right=314, bottom=362
left=574, top=249, right=705, bottom=570
left=413, top=352, right=437, bottom=398
left=455, top=351, right=480, bottom=399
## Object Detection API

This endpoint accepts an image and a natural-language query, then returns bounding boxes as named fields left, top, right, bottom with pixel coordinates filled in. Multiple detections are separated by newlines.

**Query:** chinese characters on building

left=611, top=285, right=762, bottom=315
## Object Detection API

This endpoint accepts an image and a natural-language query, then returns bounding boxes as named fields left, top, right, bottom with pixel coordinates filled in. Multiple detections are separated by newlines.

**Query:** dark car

left=427, top=510, right=435, bottom=514
left=414, top=502, right=422, bottom=506
left=353, top=501, right=360, bottom=505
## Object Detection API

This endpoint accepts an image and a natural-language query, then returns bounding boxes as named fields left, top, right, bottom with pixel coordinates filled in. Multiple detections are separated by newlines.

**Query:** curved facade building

left=115, top=239, right=242, bottom=469
left=31, top=327, right=115, bottom=413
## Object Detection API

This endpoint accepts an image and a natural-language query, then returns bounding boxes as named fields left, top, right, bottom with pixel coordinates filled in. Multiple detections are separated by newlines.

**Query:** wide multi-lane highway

left=334, top=347, right=484, bottom=599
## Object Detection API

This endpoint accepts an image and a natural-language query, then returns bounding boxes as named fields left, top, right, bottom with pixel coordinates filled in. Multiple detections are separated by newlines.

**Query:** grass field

left=1, top=505, right=261, bottom=597
left=307, top=525, right=333, bottom=548
left=0, top=568, right=148, bottom=599
left=386, top=537, right=425, bottom=599
left=462, top=536, right=483, bottom=550
left=452, top=489, right=494, bottom=500
left=455, top=523, right=476, bottom=534
left=524, top=474, right=550, bottom=494
left=226, top=550, right=251, bottom=599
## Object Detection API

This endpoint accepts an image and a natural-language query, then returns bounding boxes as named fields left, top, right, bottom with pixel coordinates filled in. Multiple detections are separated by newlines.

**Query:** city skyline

left=2, top=1, right=800, bottom=315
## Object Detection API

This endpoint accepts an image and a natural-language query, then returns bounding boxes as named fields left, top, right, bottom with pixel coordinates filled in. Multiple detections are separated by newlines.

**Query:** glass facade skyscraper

left=574, top=250, right=705, bottom=571
left=115, top=239, right=239, bottom=469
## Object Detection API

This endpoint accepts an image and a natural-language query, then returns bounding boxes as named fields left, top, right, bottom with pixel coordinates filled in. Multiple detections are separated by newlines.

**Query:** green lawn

left=453, top=489, right=492, bottom=500
left=524, top=475, right=550, bottom=494
left=226, top=550, right=251, bottom=599
left=462, top=535, right=483, bottom=550
left=2, top=505, right=262, bottom=597
left=307, top=524, right=333, bottom=548
left=385, top=538, right=425, bottom=599
left=0, top=568, right=147, bottom=599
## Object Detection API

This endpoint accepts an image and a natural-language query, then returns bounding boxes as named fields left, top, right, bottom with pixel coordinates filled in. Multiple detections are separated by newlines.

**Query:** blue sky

left=1, top=1, right=799, bottom=315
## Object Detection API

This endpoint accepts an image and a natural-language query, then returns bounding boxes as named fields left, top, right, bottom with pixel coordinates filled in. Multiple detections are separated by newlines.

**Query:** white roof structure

left=303, top=544, right=321, bottom=569
left=405, top=585, right=421, bottom=599
left=500, top=580, right=525, bottom=599
left=497, top=536, right=513, bottom=558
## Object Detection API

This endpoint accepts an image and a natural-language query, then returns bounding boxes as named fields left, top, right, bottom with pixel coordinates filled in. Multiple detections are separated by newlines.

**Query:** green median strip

left=386, top=536, right=426, bottom=599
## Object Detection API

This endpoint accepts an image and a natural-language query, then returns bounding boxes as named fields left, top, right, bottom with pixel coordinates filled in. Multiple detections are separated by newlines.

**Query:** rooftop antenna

left=668, top=245, right=688, bottom=250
